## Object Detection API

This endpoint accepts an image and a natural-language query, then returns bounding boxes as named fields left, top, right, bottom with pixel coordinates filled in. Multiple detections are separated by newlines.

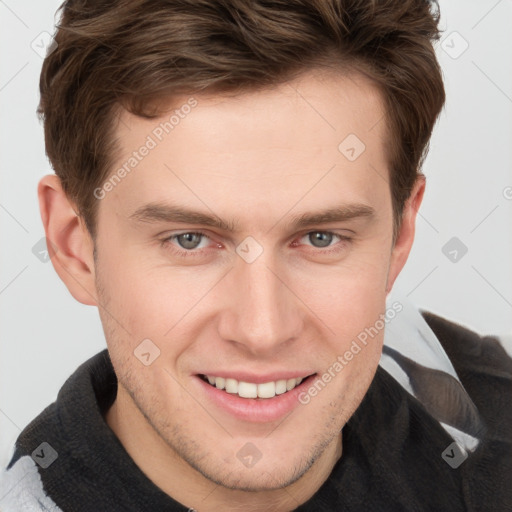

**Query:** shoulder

left=0, top=453, right=63, bottom=511
left=421, top=311, right=512, bottom=434
left=421, top=311, right=512, bottom=375
left=0, top=350, right=113, bottom=511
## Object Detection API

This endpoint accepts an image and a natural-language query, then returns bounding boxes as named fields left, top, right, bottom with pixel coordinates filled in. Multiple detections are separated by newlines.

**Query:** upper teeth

left=205, top=375, right=304, bottom=399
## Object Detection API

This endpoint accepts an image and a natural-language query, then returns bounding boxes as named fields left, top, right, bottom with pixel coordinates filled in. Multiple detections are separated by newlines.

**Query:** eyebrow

left=129, top=202, right=376, bottom=232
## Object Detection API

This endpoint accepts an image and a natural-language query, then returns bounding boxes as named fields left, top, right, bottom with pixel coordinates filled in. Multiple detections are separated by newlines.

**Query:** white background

left=1, top=0, right=511, bottom=468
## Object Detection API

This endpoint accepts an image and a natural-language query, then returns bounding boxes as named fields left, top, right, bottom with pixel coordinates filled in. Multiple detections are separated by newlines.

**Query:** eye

left=160, top=230, right=352, bottom=259
left=171, top=232, right=209, bottom=250
left=296, top=231, right=351, bottom=252
left=302, top=231, right=336, bottom=248
left=160, top=231, right=215, bottom=258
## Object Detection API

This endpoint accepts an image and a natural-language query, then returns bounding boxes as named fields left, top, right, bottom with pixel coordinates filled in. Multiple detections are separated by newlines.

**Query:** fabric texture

left=380, top=295, right=485, bottom=453
left=1, top=309, right=511, bottom=511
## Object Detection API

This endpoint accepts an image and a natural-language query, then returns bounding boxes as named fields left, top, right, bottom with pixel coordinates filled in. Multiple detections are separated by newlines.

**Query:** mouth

left=197, top=373, right=316, bottom=400
left=194, top=369, right=318, bottom=422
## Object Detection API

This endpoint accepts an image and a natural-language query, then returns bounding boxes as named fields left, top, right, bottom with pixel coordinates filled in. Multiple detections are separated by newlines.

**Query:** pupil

left=178, top=233, right=201, bottom=249
left=310, top=232, right=332, bottom=248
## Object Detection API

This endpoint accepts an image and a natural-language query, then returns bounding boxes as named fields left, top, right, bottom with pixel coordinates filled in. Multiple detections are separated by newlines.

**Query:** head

left=38, top=0, right=445, bottom=497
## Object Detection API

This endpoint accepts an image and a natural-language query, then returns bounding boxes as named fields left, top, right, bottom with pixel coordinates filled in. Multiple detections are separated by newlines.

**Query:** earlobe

left=385, top=175, right=426, bottom=294
left=37, top=174, right=98, bottom=306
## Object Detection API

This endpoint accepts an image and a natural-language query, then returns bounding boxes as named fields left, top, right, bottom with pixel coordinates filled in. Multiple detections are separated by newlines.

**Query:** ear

left=37, top=174, right=98, bottom=306
left=385, top=175, right=426, bottom=294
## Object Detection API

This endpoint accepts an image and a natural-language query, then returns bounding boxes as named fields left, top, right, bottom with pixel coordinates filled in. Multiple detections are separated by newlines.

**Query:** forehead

left=102, top=69, right=389, bottom=228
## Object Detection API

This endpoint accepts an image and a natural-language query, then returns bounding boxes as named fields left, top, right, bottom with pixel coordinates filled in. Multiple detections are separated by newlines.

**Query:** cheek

left=98, top=255, right=220, bottom=360
left=295, top=249, right=388, bottom=380
left=98, top=224, right=391, bottom=345
left=114, top=273, right=188, bottom=337
left=95, top=248, right=173, bottom=336
left=299, top=251, right=389, bottom=330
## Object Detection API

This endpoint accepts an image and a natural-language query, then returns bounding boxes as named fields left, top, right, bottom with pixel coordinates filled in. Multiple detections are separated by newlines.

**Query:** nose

left=217, top=249, right=304, bottom=356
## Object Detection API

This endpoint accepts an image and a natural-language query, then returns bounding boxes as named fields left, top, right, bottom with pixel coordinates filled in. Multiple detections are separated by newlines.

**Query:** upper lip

left=196, top=371, right=316, bottom=384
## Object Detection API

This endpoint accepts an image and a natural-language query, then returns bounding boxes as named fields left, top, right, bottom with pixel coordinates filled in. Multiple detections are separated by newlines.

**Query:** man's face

left=93, top=69, right=405, bottom=491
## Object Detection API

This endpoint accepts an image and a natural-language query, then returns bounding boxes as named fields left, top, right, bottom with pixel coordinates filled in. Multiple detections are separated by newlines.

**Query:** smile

left=199, top=374, right=311, bottom=399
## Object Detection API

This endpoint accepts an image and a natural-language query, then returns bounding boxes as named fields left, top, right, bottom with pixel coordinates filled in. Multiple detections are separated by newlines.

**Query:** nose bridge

left=219, top=249, right=302, bottom=354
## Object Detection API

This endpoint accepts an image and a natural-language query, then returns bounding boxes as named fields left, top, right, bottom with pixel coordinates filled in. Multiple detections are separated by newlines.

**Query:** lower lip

left=195, top=375, right=316, bottom=423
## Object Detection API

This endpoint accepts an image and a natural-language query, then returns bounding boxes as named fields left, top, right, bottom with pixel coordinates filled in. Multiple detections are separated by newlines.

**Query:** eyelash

left=160, top=231, right=352, bottom=258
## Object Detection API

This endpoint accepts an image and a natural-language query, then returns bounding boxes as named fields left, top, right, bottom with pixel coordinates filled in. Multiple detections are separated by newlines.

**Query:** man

left=1, top=0, right=511, bottom=510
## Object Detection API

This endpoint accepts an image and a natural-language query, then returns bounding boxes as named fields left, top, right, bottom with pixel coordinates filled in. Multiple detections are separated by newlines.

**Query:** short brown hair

left=39, top=0, right=445, bottom=241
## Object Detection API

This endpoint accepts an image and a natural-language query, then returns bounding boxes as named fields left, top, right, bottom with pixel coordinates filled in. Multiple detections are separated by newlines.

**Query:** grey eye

left=308, top=232, right=333, bottom=248
left=176, top=232, right=203, bottom=250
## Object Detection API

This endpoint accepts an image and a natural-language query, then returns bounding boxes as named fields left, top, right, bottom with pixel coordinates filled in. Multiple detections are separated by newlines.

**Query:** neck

left=105, top=384, right=343, bottom=512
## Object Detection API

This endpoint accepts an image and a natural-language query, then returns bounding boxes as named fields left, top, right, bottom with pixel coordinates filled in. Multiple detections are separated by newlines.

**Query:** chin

left=195, top=457, right=311, bottom=492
